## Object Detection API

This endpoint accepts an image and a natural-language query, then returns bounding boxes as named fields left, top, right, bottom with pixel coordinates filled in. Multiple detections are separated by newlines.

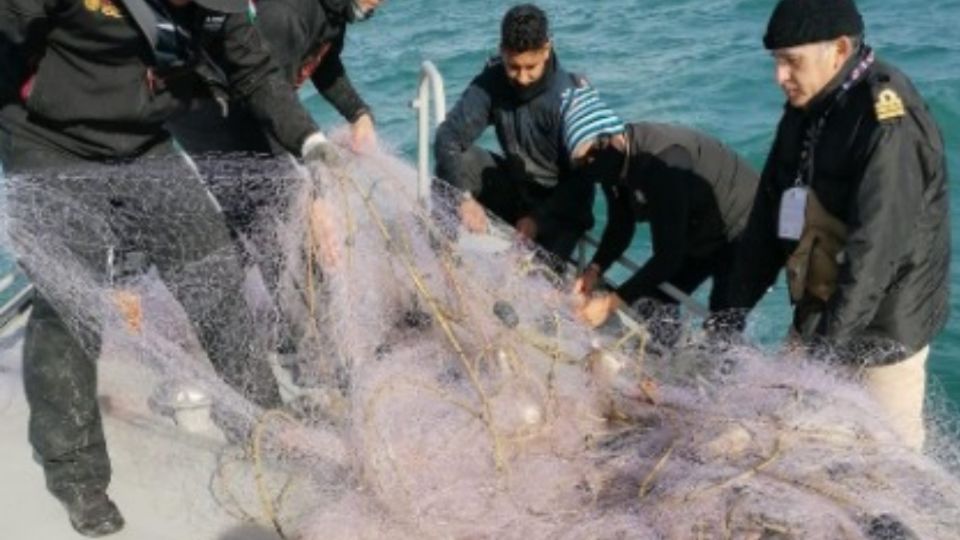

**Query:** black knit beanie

left=763, top=0, right=864, bottom=50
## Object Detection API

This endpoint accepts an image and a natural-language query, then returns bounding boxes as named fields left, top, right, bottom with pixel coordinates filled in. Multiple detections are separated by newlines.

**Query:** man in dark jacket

left=565, top=88, right=759, bottom=328
left=433, top=3, right=595, bottom=262
left=167, top=0, right=382, bottom=370
left=0, top=0, right=340, bottom=534
left=170, top=0, right=381, bottom=155
left=727, top=0, right=950, bottom=451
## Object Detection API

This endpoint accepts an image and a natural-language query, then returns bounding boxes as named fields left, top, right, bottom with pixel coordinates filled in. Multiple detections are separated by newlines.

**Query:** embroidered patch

left=875, top=88, right=905, bottom=121
left=84, top=0, right=123, bottom=19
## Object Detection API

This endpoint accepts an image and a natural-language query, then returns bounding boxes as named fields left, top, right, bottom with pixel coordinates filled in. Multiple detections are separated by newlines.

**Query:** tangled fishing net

left=1, top=134, right=959, bottom=539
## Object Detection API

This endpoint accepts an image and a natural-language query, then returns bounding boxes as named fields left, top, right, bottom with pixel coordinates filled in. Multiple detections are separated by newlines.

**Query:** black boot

left=61, top=490, right=125, bottom=537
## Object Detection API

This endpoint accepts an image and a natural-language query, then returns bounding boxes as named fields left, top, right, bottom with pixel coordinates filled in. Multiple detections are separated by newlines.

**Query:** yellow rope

left=211, top=449, right=259, bottom=522
left=251, top=409, right=300, bottom=539
left=638, top=440, right=677, bottom=499
left=680, top=434, right=785, bottom=504
left=305, top=195, right=317, bottom=320
left=338, top=170, right=508, bottom=473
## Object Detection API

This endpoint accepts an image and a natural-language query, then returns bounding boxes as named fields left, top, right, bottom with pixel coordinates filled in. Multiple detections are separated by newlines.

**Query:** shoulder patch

left=874, top=88, right=905, bottom=121
left=572, top=74, right=590, bottom=88
left=84, top=0, right=124, bottom=19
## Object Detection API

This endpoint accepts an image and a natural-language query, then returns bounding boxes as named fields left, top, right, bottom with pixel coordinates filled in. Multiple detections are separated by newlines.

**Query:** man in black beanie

left=726, top=0, right=950, bottom=451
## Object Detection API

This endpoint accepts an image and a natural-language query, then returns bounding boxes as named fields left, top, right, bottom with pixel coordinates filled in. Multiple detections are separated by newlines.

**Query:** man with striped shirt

left=563, top=87, right=759, bottom=330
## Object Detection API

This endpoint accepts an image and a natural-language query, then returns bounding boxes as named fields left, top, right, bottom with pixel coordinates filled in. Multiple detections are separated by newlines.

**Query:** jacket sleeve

left=0, top=0, right=51, bottom=109
left=724, top=136, right=787, bottom=311
left=817, top=121, right=925, bottom=342
left=590, top=184, right=635, bottom=271
left=310, top=36, right=370, bottom=123
left=219, top=13, right=318, bottom=156
left=614, top=160, right=691, bottom=303
left=434, top=73, right=493, bottom=193
left=253, top=0, right=306, bottom=82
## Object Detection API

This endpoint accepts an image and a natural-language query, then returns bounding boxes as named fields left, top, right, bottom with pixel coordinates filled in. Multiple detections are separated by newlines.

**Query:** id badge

left=778, top=187, right=808, bottom=240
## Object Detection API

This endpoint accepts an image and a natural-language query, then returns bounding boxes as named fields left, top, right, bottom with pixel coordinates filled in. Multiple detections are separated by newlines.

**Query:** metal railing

left=411, top=62, right=710, bottom=318
left=411, top=61, right=447, bottom=213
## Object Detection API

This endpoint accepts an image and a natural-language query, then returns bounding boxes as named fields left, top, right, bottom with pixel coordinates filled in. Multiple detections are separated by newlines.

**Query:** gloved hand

left=302, top=131, right=343, bottom=170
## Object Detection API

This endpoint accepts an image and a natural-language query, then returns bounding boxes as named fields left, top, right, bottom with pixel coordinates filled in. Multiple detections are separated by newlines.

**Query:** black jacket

left=592, top=122, right=759, bottom=303
left=434, top=53, right=591, bottom=226
left=167, top=0, right=368, bottom=155
left=0, top=0, right=317, bottom=160
left=727, top=55, right=950, bottom=359
left=256, top=0, right=368, bottom=122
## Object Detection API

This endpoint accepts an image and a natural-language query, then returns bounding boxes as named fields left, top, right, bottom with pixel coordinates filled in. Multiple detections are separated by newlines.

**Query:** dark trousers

left=435, top=146, right=593, bottom=263
left=169, top=102, right=313, bottom=352
left=641, top=241, right=737, bottom=313
left=3, top=137, right=281, bottom=501
left=631, top=242, right=737, bottom=346
left=166, top=99, right=277, bottom=156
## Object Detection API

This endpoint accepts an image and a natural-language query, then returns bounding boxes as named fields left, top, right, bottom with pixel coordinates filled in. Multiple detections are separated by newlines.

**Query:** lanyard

left=793, top=47, right=875, bottom=187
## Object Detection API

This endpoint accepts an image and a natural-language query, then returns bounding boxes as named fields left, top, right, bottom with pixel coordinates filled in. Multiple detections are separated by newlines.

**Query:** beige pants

left=860, top=346, right=929, bottom=451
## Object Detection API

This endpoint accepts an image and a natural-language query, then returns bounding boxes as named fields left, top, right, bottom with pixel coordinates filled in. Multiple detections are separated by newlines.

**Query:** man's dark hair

left=500, top=4, right=550, bottom=53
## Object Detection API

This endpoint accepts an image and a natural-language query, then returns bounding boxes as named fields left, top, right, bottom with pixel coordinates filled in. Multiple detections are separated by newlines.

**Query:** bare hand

left=515, top=216, right=538, bottom=241
left=573, top=264, right=602, bottom=298
left=311, top=198, right=341, bottom=268
left=349, top=113, right=377, bottom=153
left=578, top=292, right=624, bottom=328
left=112, top=289, right=142, bottom=334
left=459, top=197, right=489, bottom=233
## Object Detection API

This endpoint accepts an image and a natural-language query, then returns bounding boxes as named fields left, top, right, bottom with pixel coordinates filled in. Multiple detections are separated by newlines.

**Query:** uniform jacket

left=727, top=53, right=950, bottom=361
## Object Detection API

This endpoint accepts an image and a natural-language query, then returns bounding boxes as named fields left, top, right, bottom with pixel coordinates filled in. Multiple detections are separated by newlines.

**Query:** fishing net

left=1, top=134, right=958, bottom=539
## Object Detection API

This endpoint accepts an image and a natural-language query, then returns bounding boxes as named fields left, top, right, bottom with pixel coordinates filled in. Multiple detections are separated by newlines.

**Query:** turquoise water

left=315, top=0, right=960, bottom=413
